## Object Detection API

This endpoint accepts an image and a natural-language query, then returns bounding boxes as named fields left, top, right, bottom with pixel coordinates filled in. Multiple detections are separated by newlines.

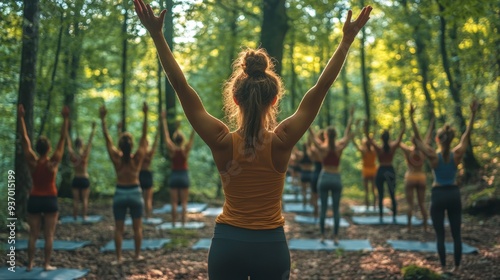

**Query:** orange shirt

left=215, top=133, right=286, bottom=230
left=362, top=149, right=377, bottom=168
left=31, top=160, right=57, bottom=196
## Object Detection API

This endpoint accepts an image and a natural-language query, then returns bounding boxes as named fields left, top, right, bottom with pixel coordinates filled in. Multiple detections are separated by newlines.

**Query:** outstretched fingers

left=354, top=6, right=372, bottom=27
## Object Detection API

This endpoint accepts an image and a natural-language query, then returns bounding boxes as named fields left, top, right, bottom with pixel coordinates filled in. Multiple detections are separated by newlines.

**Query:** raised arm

left=50, top=106, right=70, bottom=163
left=99, top=105, right=120, bottom=161
left=363, top=120, right=380, bottom=152
left=184, top=130, right=196, bottom=154
left=135, top=102, right=149, bottom=159
left=424, top=114, right=435, bottom=145
left=17, top=105, right=37, bottom=168
left=453, top=100, right=479, bottom=164
left=161, top=111, right=177, bottom=153
left=134, top=0, right=228, bottom=149
left=66, top=134, right=75, bottom=157
left=392, top=118, right=406, bottom=148
left=149, top=130, right=160, bottom=157
left=83, top=122, right=97, bottom=157
left=275, top=6, right=372, bottom=149
left=338, top=107, right=354, bottom=149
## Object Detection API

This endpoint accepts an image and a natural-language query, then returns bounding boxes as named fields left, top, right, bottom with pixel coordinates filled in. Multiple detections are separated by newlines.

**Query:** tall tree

left=436, top=0, right=480, bottom=181
left=121, top=0, right=129, bottom=132
left=359, top=0, right=370, bottom=127
left=15, top=0, right=40, bottom=220
left=260, top=0, right=288, bottom=75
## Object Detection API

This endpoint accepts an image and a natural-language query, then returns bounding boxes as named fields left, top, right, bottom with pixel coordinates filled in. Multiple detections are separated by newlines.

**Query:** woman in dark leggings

left=414, top=101, right=478, bottom=272
left=134, top=0, right=371, bottom=278
left=310, top=108, right=353, bottom=244
left=100, top=102, right=149, bottom=265
left=364, top=120, right=405, bottom=223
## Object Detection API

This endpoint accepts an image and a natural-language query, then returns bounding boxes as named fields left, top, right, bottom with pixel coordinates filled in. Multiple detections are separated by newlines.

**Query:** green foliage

left=401, top=265, right=442, bottom=280
left=2, top=0, right=498, bottom=203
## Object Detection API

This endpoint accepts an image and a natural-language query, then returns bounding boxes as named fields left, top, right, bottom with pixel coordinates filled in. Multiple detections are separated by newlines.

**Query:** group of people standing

left=288, top=101, right=478, bottom=273
left=16, top=0, right=478, bottom=277
left=17, top=101, right=195, bottom=267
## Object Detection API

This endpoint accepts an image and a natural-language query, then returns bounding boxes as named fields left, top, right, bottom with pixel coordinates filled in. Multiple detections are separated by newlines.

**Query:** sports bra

left=322, top=150, right=340, bottom=167
left=433, top=152, right=457, bottom=185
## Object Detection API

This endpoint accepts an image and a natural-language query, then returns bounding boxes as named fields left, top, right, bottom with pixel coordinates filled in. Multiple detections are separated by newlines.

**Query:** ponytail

left=119, top=133, right=134, bottom=163
left=382, top=130, right=390, bottom=153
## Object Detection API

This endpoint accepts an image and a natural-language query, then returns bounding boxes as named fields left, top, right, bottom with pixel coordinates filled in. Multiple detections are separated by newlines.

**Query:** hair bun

left=243, top=50, right=268, bottom=77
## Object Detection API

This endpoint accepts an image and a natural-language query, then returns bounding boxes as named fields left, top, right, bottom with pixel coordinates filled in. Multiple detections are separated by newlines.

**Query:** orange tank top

left=215, top=133, right=286, bottom=230
left=31, top=160, right=58, bottom=196
left=363, top=150, right=377, bottom=168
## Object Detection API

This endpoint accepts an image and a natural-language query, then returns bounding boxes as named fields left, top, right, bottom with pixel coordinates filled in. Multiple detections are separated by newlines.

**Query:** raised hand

left=62, top=106, right=70, bottom=118
left=470, top=99, right=479, bottom=114
left=99, top=105, right=107, bottom=119
left=342, top=6, right=372, bottom=43
left=409, top=103, right=416, bottom=116
left=18, top=104, right=25, bottom=119
left=142, top=102, right=149, bottom=113
left=133, top=0, right=167, bottom=35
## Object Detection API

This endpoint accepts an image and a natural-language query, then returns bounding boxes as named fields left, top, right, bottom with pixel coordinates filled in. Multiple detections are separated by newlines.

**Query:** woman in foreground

left=134, top=0, right=371, bottom=278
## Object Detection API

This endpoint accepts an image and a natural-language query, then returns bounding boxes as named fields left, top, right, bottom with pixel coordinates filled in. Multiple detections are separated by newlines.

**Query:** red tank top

left=322, top=150, right=340, bottom=167
left=31, top=160, right=58, bottom=196
left=172, top=150, right=188, bottom=170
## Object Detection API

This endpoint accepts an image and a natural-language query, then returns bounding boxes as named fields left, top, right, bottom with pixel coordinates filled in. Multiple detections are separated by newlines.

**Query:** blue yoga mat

left=192, top=238, right=212, bottom=250
left=5, top=240, right=90, bottom=251
left=124, top=217, right=163, bottom=225
left=153, top=203, right=208, bottom=214
left=100, top=238, right=171, bottom=252
left=283, top=203, right=315, bottom=214
left=288, top=239, right=373, bottom=251
left=294, top=215, right=350, bottom=227
left=201, top=207, right=223, bottom=217
left=282, top=193, right=305, bottom=203
left=387, top=240, right=478, bottom=254
left=351, top=215, right=423, bottom=225
left=349, top=205, right=390, bottom=214
left=156, top=222, right=205, bottom=230
left=0, top=267, right=89, bottom=280
left=59, top=215, right=103, bottom=224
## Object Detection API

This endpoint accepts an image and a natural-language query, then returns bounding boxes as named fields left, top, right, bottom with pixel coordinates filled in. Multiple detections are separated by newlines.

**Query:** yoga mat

left=6, top=240, right=90, bottom=251
left=201, top=207, right=223, bottom=217
left=282, top=193, right=305, bottom=203
left=283, top=203, right=314, bottom=214
left=0, top=267, right=89, bottom=280
left=294, top=215, right=350, bottom=227
left=100, top=239, right=170, bottom=252
left=349, top=205, right=390, bottom=214
left=124, top=217, right=163, bottom=225
left=153, top=203, right=208, bottom=214
left=192, top=238, right=212, bottom=250
left=351, top=215, right=423, bottom=225
left=387, top=240, right=478, bottom=254
left=59, top=215, right=103, bottom=224
left=288, top=239, right=373, bottom=251
left=156, top=222, right=206, bottom=230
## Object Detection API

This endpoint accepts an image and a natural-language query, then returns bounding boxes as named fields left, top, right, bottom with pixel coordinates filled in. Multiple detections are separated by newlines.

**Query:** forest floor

left=4, top=195, right=500, bottom=280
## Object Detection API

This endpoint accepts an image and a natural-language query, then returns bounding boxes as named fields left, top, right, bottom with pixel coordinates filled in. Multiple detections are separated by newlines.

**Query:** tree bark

left=360, top=22, right=371, bottom=128
left=260, top=0, right=288, bottom=75
left=121, top=0, right=129, bottom=132
left=15, top=0, right=40, bottom=220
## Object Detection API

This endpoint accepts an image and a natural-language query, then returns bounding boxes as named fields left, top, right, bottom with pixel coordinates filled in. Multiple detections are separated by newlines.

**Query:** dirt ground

left=3, top=197, right=500, bottom=280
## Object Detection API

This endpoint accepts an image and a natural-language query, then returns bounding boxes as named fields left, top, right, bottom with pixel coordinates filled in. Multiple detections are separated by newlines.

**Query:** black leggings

left=208, top=223, right=290, bottom=279
left=430, top=185, right=462, bottom=267
left=375, top=166, right=397, bottom=219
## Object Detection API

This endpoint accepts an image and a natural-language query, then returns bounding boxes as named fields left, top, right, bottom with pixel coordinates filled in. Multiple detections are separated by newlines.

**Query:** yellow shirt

left=215, top=132, right=286, bottom=230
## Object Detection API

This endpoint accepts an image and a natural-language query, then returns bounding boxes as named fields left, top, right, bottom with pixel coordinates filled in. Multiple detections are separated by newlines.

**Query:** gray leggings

left=318, top=172, right=342, bottom=235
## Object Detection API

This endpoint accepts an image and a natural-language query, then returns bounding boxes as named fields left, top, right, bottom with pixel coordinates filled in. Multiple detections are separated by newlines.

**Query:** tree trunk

left=413, top=24, right=435, bottom=121
left=360, top=21, right=371, bottom=128
left=288, top=29, right=297, bottom=112
left=341, top=60, right=349, bottom=128
left=121, top=0, right=129, bottom=132
left=38, top=10, right=64, bottom=138
left=15, top=0, right=40, bottom=221
left=437, top=1, right=480, bottom=182
left=260, top=0, right=288, bottom=75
